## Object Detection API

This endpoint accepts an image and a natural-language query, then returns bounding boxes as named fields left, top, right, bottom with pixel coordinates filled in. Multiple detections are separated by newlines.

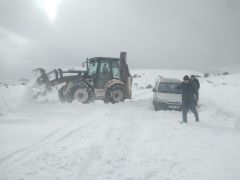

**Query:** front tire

left=73, top=88, right=91, bottom=103
left=58, top=86, right=66, bottom=102
left=68, top=83, right=94, bottom=103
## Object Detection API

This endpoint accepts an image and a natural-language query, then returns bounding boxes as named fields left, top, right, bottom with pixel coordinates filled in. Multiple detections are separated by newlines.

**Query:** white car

left=152, top=78, right=182, bottom=111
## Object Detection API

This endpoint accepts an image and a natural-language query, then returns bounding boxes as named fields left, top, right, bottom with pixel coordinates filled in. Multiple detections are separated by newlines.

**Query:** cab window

left=112, top=60, right=120, bottom=79
left=88, top=60, right=98, bottom=75
left=99, top=61, right=112, bottom=78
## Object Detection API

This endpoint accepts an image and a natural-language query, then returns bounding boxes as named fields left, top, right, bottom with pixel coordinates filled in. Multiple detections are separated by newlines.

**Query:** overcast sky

left=0, top=0, right=240, bottom=79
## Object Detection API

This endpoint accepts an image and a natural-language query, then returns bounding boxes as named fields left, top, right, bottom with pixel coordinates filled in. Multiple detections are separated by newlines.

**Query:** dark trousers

left=196, top=90, right=199, bottom=105
left=182, top=103, right=199, bottom=123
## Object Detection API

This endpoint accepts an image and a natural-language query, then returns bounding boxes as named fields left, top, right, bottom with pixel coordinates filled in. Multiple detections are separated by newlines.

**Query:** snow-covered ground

left=0, top=69, right=240, bottom=180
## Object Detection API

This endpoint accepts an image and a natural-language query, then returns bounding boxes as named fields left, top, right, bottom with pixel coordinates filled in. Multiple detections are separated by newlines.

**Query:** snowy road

left=0, top=70, right=240, bottom=180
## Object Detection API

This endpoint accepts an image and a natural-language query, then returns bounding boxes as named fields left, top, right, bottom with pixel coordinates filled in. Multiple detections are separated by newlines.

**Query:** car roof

left=157, top=78, right=181, bottom=83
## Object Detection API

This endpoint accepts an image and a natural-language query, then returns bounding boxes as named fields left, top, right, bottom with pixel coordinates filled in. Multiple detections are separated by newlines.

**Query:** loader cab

left=87, top=58, right=121, bottom=89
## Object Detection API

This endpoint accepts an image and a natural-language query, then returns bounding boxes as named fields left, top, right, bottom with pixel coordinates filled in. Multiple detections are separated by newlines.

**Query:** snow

left=0, top=69, right=240, bottom=180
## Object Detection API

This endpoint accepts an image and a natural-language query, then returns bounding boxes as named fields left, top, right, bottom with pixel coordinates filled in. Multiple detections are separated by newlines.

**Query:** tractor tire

left=73, top=88, right=90, bottom=103
left=58, top=86, right=66, bottom=103
left=105, top=85, right=125, bottom=104
left=68, top=84, right=94, bottom=104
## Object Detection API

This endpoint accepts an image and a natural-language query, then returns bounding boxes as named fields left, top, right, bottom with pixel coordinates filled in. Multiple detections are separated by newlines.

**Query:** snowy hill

left=0, top=69, right=240, bottom=180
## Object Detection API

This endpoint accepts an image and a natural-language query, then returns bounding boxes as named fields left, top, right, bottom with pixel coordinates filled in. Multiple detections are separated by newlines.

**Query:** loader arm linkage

left=33, top=68, right=87, bottom=88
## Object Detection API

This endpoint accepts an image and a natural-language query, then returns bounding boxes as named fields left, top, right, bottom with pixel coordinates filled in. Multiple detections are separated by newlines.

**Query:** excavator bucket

left=31, top=68, right=62, bottom=89
left=25, top=68, right=49, bottom=101
left=31, top=67, right=85, bottom=89
left=119, top=52, right=132, bottom=98
left=31, top=68, right=49, bottom=88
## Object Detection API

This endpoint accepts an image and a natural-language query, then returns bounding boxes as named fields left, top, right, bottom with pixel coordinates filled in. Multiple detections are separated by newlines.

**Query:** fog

left=0, top=0, right=240, bottom=79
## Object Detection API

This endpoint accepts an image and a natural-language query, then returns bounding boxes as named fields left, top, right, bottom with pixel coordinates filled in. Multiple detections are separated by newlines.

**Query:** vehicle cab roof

left=89, top=57, right=120, bottom=62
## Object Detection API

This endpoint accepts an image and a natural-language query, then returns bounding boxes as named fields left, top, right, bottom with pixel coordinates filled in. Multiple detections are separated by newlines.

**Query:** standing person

left=190, top=75, right=200, bottom=103
left=181, top=75, right=199, bottom=123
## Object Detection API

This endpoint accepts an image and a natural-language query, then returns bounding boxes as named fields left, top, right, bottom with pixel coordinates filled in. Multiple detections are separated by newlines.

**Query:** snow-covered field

left=0, top=69, right=240, bottom=180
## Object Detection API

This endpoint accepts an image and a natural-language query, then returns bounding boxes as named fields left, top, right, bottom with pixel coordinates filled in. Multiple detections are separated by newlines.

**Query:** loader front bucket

left=31, top=68, right=51, bottom=89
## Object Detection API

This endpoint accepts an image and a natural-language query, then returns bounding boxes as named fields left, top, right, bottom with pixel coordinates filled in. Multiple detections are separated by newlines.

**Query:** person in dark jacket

left=181, top=75, right=199, bottom=123
left=190, top=75, right=200, bottom=103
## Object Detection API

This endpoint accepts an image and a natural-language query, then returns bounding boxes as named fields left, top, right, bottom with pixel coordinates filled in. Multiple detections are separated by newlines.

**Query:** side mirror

left=152, top=88, right=157, bottom=92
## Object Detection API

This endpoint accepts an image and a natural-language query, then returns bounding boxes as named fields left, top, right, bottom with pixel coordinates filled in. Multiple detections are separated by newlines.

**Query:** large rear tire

left=105, top=85, right=125, bottom=104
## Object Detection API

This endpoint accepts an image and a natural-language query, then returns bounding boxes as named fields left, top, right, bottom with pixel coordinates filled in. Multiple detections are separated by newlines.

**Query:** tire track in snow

left=74, top=100, right=189, bottom=180
left=76, top=104, right=140, bottom=179
left=1, top=95, right=239, bottom=180
left=0, top=103, right=109, bottom=165
left=0, top=102, right=116, bottom=179
left=198, top=97, right=240, bottom=132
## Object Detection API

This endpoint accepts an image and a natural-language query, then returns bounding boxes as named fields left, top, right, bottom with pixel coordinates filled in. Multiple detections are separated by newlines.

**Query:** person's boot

left=180, top=120, right=187, bottom=124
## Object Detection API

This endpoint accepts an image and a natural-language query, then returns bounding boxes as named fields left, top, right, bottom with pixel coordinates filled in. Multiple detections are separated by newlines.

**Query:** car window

left=158, top=83, right=181, bottom=94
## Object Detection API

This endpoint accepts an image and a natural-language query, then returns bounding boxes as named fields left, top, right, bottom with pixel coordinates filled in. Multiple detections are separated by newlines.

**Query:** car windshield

left=158, top=82, right=181, bottom=94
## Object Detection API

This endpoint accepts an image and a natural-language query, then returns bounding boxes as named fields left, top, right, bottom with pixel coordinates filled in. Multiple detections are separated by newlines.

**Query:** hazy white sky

left=0, top=0, right=240, bottom=79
